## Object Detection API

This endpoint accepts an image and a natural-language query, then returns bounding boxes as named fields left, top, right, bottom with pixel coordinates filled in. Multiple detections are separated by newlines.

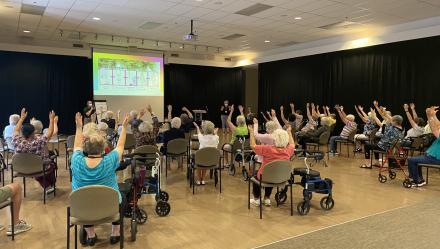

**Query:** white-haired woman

left=3, top=114, right=20, bottom=149
left=101, top=110, right=120, bottom=130
left=71, top=112, right=129, bottom=246
left=160, top=117, right=185, bottom=155
left=329, top=105, right=357, bottom=156
left=193, top=121, right=219, bottom=185
left=248, top=125, right=295, bottom=206
left=222, top=105, right=249, bottom=165
left=354, top=105, right=379, bottom=152
left=252, top=117, right=281, bottom=145
left=133, top=105, right=160, bottom=147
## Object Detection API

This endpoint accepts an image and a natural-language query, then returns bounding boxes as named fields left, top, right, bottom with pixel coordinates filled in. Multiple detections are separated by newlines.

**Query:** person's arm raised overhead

left=355, top=105, right=368, bottom=123
left=193, top=122, right=201, bottom=135
left=13, top=108, right=27, bottom=136
left=335, top=105, right=348, bottom=124
left=370, top=108, right=383, bottom=127
left=311, top=103, right=318, bottom=119
left=410, top=103, right=418, bottom=119
left=426, top=106, right=440, bottom=138
left=306, top=103, right=313, bottom=121
left=115, top=114, right=129, bottom=161
left=238, top=105, right=245, bottom=116
left=182, top=106, right=194, bottom=119
left=73, top=112, right=84, bottom=151
left=227, top=104, right=237, bottom=132
left=280, top=106, right=289, bottom=126
left=45, top=111, right=56, bottom=140
left=260, top=112, right=269, bottom=122
left=53, top=116, right=59, bottom=136
left=138, top=108, right=146, bottom=119
left=166, top=105, right=172, bottom=122
left=404, top=104, right=418, bottom=129
left=316, top=105, right=321, bottom=117
left=265, top=111, right=272, bottom=121
left=286, top=124, right=295, bottom=146
left=248, top=125, right=256, bottom=150
left=373, top=100, right=388, bottom=120
left=290, top=103, right=300, bottom=118
left=358, top=105, right=369, bottom=120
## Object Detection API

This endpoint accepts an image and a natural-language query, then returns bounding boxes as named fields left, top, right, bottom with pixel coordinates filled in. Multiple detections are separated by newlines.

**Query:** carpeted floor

left=257, top=199, right=440, bottom=249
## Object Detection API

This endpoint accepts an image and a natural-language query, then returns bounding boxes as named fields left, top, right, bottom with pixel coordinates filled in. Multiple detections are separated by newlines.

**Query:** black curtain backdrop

left=0, top=51, right=92, bottom=134
left=259, top=36, right=440, bottom=132
left=165, top=64, right=245, bottom=126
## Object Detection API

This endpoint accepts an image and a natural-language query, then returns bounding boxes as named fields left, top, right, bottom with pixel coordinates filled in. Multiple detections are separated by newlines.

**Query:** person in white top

left=403, top=103, right=426, bottom=138
left=193, top=121, right=219, bottom=185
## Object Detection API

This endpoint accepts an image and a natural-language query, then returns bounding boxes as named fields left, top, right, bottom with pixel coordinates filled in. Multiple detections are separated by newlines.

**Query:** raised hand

left=75, top=112, right=83, bottom=127
left=230, top=104, right=234, bottom=112
left=122, top=114, right=129, bottom=127
left=20, top=108, right=27, bottom=120
left=403, top=104, right=409, bottom=111
left=167, top=105, right=172, bottom=111
left=370, top=108, right=376, bottom=117
left=271, top=109, right=276, bottom=117
left=410, top=103, right=415, bottom=110
left=54, top=116, right=59, bottom=123
left=358, top=105, right=363, bottom=111
left=290, top=103, right=294, bottom=108
left=146, top=104, right=152, bottom=113
left=280, top=105, right=284, bottom=111
left=373, top=100, right=379, bottom=106
left=238, top=105, right=244, bottom=113
left=49, top=110, right=56, bottom=121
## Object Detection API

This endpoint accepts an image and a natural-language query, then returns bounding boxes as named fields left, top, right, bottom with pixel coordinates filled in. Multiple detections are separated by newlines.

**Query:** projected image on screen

left=93, top=52, right=164, bottom=96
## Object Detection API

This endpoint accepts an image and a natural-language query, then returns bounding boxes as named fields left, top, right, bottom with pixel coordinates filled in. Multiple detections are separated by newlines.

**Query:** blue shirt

left=377, top=125, right=404, bottom=150
left=3, top=124, right=15, bottom=149
left=71, top=150, right=121, bottom=202
left=427, top=137, right=440, bottom=160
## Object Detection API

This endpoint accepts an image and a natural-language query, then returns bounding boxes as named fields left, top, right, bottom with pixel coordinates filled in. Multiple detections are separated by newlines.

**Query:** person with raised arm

left=133, top=105, right=160, bottom=147
left=193, top=121, right=219, bottom=185
left=71, top=113, right=129, bottom=245
left=290, top=103, right=304, bottom=130
left=12, top=108, right=57, bottom=193
left=328, top=105, right=357, bottom=156
left=180, top=106, right=194, bottom=133
left=222, top=104, right=249, bottom=165
left=403, top=103, right=425, bottom=138
left=353, top=105, right=378, bottom=152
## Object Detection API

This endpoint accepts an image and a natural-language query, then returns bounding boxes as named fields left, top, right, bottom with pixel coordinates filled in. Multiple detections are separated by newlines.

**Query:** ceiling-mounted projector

left=183, top=19, right=198, bottom=41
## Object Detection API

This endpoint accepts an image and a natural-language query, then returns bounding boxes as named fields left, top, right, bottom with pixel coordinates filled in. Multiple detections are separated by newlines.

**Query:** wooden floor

left=1, top=133, right=440, bottom=249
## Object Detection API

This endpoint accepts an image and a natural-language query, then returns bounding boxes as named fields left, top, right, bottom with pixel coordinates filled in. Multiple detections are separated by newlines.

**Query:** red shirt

left=253, top=144, right=295, bottom=179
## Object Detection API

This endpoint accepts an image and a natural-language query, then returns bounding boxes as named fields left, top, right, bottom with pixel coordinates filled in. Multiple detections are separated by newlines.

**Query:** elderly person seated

left=3, top=114, right=20, bottom=150
left=253, top=117, right=281, bottom=145
left=160, top=116, right=185, bottom=155
left=11, top=108, right=57, bottom=193
left=329, top=105, right=357, bottom=156
left=353, top=105, right=378, bottom=152
left=193, top=121, right=219, bottom=185
left=360, top=108, right=404, bottom=169
left=295, top=103, right=318, bottom=140
left=222, top=105, right=249, bottom=165
left=297, top=117, right=331, bottom=153
left=70, top=112, right=129, bottom=246
left=101, top=110, right=120, bottom=130
left=248, top=125, right=295, bottom=206
left=407, top=106, right=440, bottom=187
left=0, top=182, right=32, bottom=236
left=180, top=107, right=194, bottom=133
left=132, top=105, right=160, bottom=147
left=280, top=104, right=301, bottom=131
left=404, top=103, right=425, bottom=139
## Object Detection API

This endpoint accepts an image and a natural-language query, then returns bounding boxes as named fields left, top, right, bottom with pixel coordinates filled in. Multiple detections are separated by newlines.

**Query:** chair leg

left=259, top=180, right=262, bottom=219
left=67, top=207, right=70, bottom=249
left=248, top=178, right=251, bottom=209
left=290, top=184, right=293, bottom=216
left=165, top=157, right=168, bottom=178
left=23, top=177, right=26, bottom=197
left=10, top=201, right=14, bottom=241
left=219, top=166, right=222, bottom=194
left=192, top=167, right=195, bottom=195
left=276, top=187, right=279, bottom=207
left=120, top=204, right=124, bottom=249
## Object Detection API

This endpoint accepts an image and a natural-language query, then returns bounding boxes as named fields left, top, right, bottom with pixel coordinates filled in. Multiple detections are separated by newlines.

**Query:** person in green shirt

left=222, top=104, right=249, bottom=165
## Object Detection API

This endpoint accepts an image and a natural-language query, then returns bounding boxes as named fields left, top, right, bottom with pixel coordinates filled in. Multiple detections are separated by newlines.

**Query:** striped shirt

left=71, top=150, right=121, bottom=202
left=340, top=121, right=357, bottom=138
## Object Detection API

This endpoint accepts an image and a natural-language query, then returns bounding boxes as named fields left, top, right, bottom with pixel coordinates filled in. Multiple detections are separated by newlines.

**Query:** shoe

left=201, top=181, right=206, bottom=185
left=110, top=235, right=121, bottom=244
left=7, top=220, right=32, bottom=236
left=196, top=180, right=201, bottom=185
left=353, top=148, right=362, bottom=152
left=0, top=224, right=4, bottom=232
left=264, top=199, right=271, bottom=206
left=87, top=234, right=98, bottom=246
left=45, top=186, right=55, bottom=195
left=250, top=199, right=260, bottom=206
left=411, top=180, right=426, bottom=188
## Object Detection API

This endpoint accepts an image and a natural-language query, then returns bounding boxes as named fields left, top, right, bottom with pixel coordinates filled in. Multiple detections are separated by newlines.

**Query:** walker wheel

left=228, top=164, right=236, bottom=176
left=275, top=192, right=287, bottom=205
left=79, top=226, right=87, bottom=245
left=155, top=191, right=169, bottom=202
left=378, top=174, right=387, bottom=183
left=136, top=208, right=148, bottom=224
left=303, top=190, right=312, bottom=201
left=403, top=179, right=412, bottom=188
left=297, top=201, right=310, bottom=216
left=320, top=196, right=335, bottom=210
left=389, top=171, right=397, bottom=179
left=155, top=201, right=171, bottom=217
left=130, top=219, right=137, bottom=241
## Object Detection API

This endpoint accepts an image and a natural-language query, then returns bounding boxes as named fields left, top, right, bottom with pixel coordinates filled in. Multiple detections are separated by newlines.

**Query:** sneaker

left=250, top=199, right=260, bottom=206
left=353, top=148, right=362, bottom=153
left=7, top=220, right=32, bottom=236
left=264, top=199, right=271, bottom=206
left=0, top=225, right=4, bottom=232
left=410, top=180, right=426, bottom=188
left=195, top=180, right=201, bottom=185
left=45, top=186, right=55, bottom=195
left=201, top=181, right=206, bottom=185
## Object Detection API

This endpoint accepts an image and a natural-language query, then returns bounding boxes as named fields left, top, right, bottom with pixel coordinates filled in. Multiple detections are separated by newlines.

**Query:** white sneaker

left=45, top=186, right=55, bottom=195
left=264, top=199, right=271, bottom=206
left=7, top=220, right=32, bottom=236
left=201, top=181, right=206, bottom=185
left=195, top=180, right=201, bottom=185
left=250, top=199, right=260, bottom=206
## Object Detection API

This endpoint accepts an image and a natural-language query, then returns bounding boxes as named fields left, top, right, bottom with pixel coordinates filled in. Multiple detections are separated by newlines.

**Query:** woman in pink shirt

left=248, top=125, right=295, bottom=207
left=252, top=117, right=282, bottom=145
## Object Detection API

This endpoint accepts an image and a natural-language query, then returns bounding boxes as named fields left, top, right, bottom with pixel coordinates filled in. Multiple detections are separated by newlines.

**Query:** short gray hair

left=320, top=117, right=330, bottom=126
left=9, top=114, right=20, bottom=125
left=265, top=121, right=278, bottom=134
left=105, top=111, right=114, bottom=119
left=138, top=121, right=153, bottom=133
left=201, top=121, right=215, bottom=134
left=129, top=110, right=138, bottom=119
left=97, top=122, right=108, bottom=132
left=31, top=120, right=43, bottom=134
left=236, top=115, right=246, bottom=127
left=171, top=117, right=182, bottom=129
left=83, top=123, right=98, bottom=137
left=84, top=133, right=105, bottom=155
left=392, top=115, right=403, bottom=126
left=271, top=129, right=289, bottom=148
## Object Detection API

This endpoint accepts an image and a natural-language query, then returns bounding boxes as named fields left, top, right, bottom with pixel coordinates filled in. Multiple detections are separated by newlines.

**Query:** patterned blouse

left=12, top=134, right=49, bottom=160
left=377, top=125, right=404, bottom=150
left=132, top=117, right=160, bottom=147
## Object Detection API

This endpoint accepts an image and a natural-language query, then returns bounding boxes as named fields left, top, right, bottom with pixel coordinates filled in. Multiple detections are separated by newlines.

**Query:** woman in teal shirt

left=407, top=106, right=440, bottom=188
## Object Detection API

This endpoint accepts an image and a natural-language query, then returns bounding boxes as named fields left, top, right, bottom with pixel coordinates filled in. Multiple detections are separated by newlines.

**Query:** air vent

left=170, top=53, right=179, bottom=57
left=224, top=57, right=232, bottom=61
left=21, top=4, right=46, bottom=15
left=277, top=41, right=299, bottom=47
left=222, top=33, right=246, bottom=40
left=235, top=3, right=273, bottom=16
left=72, top=43, right=84, bottom=48
left=318, top=20, right=359, bottom=30
left=139, top=21, right=162, bottom=30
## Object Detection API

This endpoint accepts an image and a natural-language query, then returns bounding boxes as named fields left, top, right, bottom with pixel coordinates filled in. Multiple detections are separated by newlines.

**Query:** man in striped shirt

left=329, top=105, right=357, bottom=156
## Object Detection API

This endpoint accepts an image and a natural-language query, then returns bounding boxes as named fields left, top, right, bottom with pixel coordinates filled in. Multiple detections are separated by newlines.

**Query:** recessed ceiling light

left=294, top=16, right=302, bottom=20
left=264, top=40, right=270, bottom=43
left=23, top=30, right=31, bottom=33
left=179, top=46, right=183, bottom=49
left=92, top=17, right=101, bottom=20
